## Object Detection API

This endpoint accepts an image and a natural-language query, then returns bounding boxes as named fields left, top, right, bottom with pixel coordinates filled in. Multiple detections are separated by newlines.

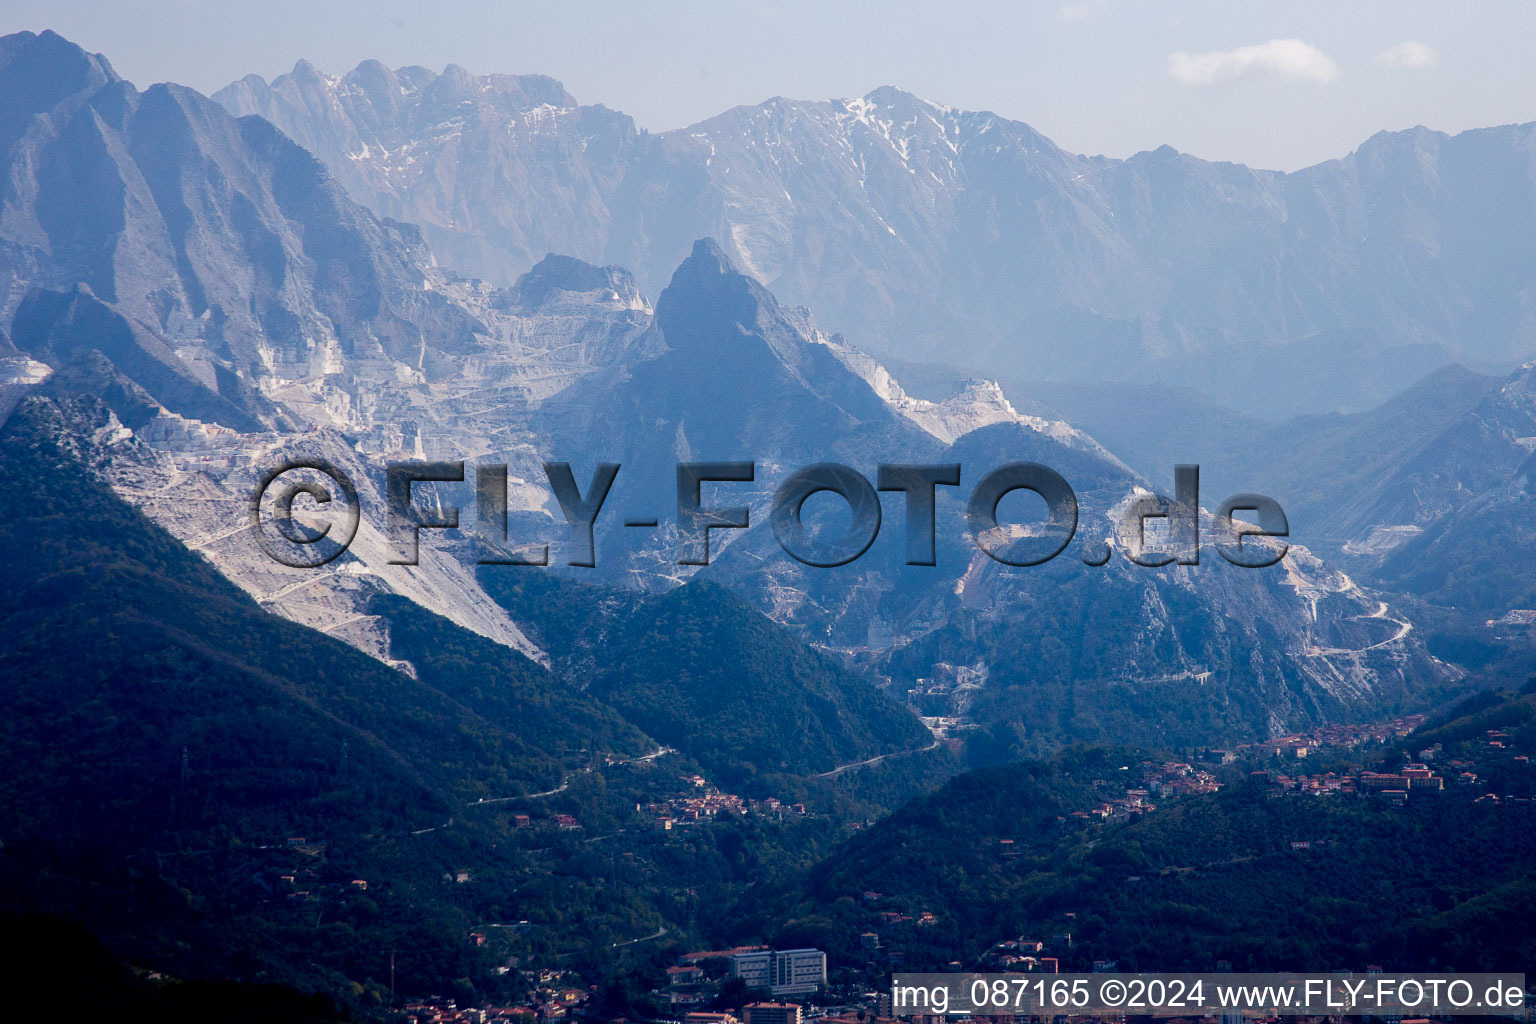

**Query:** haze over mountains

left=217, top=56, right=1536, bottom=416
left=0, top=28, right=1503, bottom=755
left=4, top=25, right=1536, bottom=1013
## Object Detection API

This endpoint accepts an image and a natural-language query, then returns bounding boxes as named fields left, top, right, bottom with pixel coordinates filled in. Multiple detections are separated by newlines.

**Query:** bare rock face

left=215, top=59, right=637, bottom=290
left=0, top=30, right=485, bottom=433
left=218, top=61, right=1536, bottom=416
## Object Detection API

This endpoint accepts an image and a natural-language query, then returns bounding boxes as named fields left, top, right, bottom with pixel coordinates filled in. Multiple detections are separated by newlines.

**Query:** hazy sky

left=9, top=1, right=1536, bottom=171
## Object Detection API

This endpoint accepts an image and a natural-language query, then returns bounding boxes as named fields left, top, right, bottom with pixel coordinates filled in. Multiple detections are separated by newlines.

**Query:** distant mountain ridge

left=217, top=60, right=1536, bottom=415
left=215, top=58, right=636, bottom=293
left=0, top=30, right=1472, bottom=758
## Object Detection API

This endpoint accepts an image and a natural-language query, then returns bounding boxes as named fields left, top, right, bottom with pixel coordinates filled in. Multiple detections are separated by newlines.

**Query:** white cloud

left=1056, top=1, right=1106, bottom=25
left=1375, top=41, right=1438, bottom=70
left=1168, top=39, right=1340, bottom=86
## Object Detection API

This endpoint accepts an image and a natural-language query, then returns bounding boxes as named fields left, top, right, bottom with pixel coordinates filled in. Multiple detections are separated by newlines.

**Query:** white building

left=729, top=949, right=826, bottom=998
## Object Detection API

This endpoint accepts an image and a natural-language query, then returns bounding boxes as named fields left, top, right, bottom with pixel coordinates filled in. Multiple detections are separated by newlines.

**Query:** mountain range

left=217, top=57, right=1536, bottom=416
left=2, top=26, right=1534, bottom=1012
left=0, top=29, right=1478, bottom=760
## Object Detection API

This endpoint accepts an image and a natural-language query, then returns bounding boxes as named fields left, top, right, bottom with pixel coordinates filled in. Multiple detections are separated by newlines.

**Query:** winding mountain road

left=812, top=737, right=940, bottom=779
left=1308, top=600, right=1414, bottom=657
left=467, top=747, right=675, bottom=806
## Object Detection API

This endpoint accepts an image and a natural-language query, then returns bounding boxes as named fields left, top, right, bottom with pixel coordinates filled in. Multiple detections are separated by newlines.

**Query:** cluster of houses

left=1247, top=728, right=1531, bottom=807
left=1226, top=715, right=1429, bottom=761
left=639, top=779, right=806, bottom=831
left=398, top=1002, right=527, bottom=1024
left=1053, top=761, right=1224, bottom=826
left=981, top=936, right=1068, bottom=974
left=395, top=972, right=593, bottom=1024
left=676, top=999, right=902, bottom=1024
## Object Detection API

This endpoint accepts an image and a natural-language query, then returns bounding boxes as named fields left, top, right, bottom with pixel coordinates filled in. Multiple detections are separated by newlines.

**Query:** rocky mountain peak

left=654, top=238, right=776, bottom=352
left=677, top=237, right=733, bottom=278
left=0, top=30, right=118, bottom=152
left=288, top=57, right=324, bottom=81
left=852, top=84, right=944, bottom=123
left=0, top=29, right=118, bottom=90
left=511, top=254, right=644, bottom=310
